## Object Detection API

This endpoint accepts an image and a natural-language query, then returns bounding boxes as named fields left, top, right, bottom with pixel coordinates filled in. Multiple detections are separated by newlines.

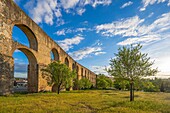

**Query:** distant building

left=14, top=78, right=28, bottom=88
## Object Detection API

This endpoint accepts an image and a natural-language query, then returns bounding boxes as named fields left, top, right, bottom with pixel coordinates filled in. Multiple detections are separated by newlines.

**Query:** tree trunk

left=57, top=82, right=63, bottom=94
left=57, top=85, right=60, bottom=94
left=132, top=83, right=134, bottom=101
left=130, top=82, right=134, bottom=101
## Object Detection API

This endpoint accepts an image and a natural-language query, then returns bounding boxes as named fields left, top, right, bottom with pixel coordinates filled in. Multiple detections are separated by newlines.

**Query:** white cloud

left=23, top=0, right=112, bottom=25
left=54, top=27, right=88, bottom=36
left=61, top=0, right=112, bottom=14
left=60, top=0, right=79, bottom=9
left=140, top=0, right=169, bottom=11
left=77, top=8, right=86, bottom=15
left=69, top=47, right=103, bottom=60
left=94, top=52, right=106, bottom=55
left=168, top=0, right=170, bottom=6
left=148, top=12, right=154, bottom=18
left=75, top=28, right=87, bottom=32
left=24, top=1, right=35, bottom=10
left=25, top=0, right=58, bottom=25
left=14, top=72, right=27, bottom=78
left=117, top=35, right=161, bottom=46
left=96, top=12, right=170, bottom=46
left=14, top=63, right=27, bottom=73
left=90, top=66, right=108, bottom=75
left=120, top=1, right=133, bottom=9
left=69, top=40, right=105, bottom=60
left=55, top=9, right=62, bottom=17
left=92, top=0, right=112, bottom=7
left=57, top=35, right=84, bottom=51
left=96, top=16, right=145, bottom=37
left=113, top=13, right=170, bottom=77
left=55, top=29, right=66, bottom=36
left=56, top=18, right=65, bottom=26
left=142, top=37, right=170, bottom=77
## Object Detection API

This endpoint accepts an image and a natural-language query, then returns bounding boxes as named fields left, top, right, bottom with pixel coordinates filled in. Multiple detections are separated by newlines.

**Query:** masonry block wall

left=0, top=0, right=96, bottom=95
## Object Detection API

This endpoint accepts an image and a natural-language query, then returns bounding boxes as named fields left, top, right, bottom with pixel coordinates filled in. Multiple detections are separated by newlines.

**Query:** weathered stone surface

left=0, top=54, right=14, bottom=95
left=0, top=0, right=96, bottom=95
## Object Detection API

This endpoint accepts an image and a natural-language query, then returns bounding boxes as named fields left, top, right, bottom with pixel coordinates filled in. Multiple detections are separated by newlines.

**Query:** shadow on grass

left=12, top=91, right=53, bottom=97
left=123, top=95, right=140, bottom=98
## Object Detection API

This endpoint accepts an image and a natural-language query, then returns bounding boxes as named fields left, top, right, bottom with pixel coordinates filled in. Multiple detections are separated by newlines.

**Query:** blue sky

left=13, top=0, right=170, bottom=78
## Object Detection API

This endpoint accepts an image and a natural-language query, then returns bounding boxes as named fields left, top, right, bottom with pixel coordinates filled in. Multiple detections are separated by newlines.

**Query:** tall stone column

left=37, top=63, right=51, bottom=92
left=27, top=64, right=38, bottom=93
left=0, top=54, right=14, bottom=95
left=0, top=0, right=15, bottom=95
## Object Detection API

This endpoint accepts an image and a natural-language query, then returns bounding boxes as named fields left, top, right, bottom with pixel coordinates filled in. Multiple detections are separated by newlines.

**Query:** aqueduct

left=0, top=0, right=97, bottom=95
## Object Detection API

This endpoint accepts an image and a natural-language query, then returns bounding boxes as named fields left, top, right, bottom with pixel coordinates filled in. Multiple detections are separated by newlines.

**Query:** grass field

left=0, top=90, right=170, bottom=113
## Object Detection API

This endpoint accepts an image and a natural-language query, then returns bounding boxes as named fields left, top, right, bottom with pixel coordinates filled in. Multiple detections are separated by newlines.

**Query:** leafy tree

left=97, top=79, right=108, bottom=89
left=79, top=78, right=92, bottom=89
left=113, top=78, right=129, bottom=90
left=73, top=79, right=79, bottom=90
left=142, top=81, right=156, bottom=92
left=158, top=78, right=170, bottom=92
left=41, top=61, right=76, bottom=94
left=119, top=80, right=129, bottom=90
left=107, top=44, right=158, bottom=101
left=152, top=78, right=163, bottom=91
left=134, top=79, right=144, bottom=91
left=96, top=74, right=113, bottom=89
left=105, top=78, right=113, bottom=88
left=113, top=80, right=121, bottom=90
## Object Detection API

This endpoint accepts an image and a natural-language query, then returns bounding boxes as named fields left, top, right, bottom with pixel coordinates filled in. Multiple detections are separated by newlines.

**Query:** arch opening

left=72, top=63, right=76, bottom=71
left=76, top=66, right=79, bottom=79
left=12, top=48, right=38, bottom=93
left=65, top=57, right=69, bottom=67
left=81, top=68, right=84, bottom=79
left=51, top=48, right=59, bottom=61
left=85, top=70, right=87, bottom=78
left=12, top=25, right=38, bottom=51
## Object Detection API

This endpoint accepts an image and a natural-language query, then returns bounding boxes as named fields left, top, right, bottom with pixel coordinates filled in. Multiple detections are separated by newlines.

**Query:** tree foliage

left=107, top=44, right=158, bottom=101
left=73, top=78, right=92, bottom=90
left=113, top=77, right=170, bottom=92
left=79, top=78, right=92, bottom=89
left=141, top=78, right=170, bottom=92
left=41, top=61, right=76, bottom=94
left=96, top=74, right=113, bottom=89
left=113, top=79, right=129, bottom=90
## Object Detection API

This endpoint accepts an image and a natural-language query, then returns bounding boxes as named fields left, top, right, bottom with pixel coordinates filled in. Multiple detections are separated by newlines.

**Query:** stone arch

left=12, top=48, right=38, bottom=93
left=52, top=84, right=57, bottom=92
left=65, top=57, right=69, bottom=67
left=51, top=48, right=59, bottom=61
left=12, top=24, right=38, bottom=51
left=72, top=63, right=76, bottom=71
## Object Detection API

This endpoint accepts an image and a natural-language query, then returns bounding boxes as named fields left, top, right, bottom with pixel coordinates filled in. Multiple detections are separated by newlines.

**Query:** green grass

left=0, top=90, right=170, bottom=113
